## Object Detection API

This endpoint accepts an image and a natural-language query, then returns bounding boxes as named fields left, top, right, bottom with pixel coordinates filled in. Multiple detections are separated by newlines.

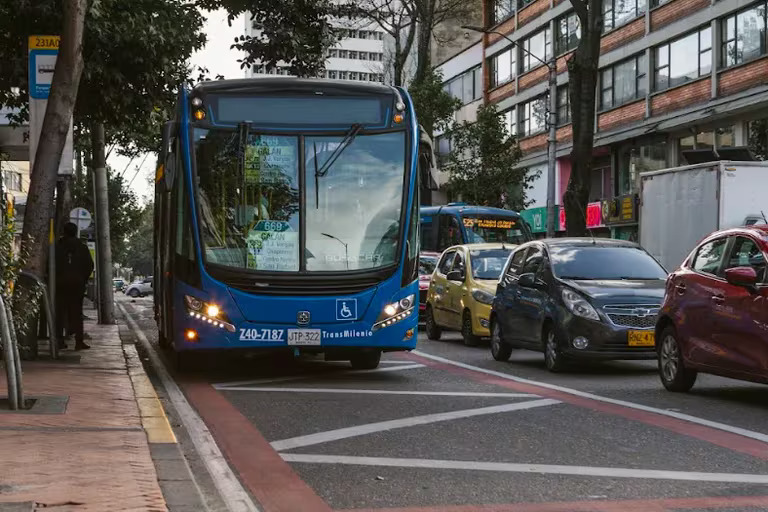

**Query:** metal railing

left=18, top=270, right=58, bottom=361
left=0, top=295, right=23, bottom=410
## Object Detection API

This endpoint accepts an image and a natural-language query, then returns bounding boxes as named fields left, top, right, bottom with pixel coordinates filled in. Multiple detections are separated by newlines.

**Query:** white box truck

left=639, top=161, right=768, bottom=272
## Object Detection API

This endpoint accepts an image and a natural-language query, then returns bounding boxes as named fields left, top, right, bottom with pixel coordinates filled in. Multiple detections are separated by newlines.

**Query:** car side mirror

left=518, top=272, right=545, bottom=289
left=725, top=266, right=758, bottom=288
left=446, top=270, right=463, bottom=282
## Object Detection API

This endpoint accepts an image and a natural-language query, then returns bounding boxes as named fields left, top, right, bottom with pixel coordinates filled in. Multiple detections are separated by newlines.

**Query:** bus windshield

left=193, top=127, right=406, bottom=272
left=462, top=215, right=527, bottom=245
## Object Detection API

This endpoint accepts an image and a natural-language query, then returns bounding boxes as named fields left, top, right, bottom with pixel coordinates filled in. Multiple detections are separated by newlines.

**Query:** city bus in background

left=153, top=78, right=438, bottom=370
left=419, top=204, right=533, bottom=254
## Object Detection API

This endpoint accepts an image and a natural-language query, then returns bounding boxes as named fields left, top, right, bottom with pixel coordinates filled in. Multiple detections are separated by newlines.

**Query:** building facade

left=245, top=19, right=387, bottom=83
left=435, top=0, right=768, bottom=239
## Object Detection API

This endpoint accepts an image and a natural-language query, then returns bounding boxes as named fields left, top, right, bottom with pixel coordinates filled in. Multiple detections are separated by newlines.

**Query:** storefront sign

left=559, top=202, right=603, bottom=231
left=520, top=206, right=556, bottom=234
left=602, top=194, right=638, bottom=225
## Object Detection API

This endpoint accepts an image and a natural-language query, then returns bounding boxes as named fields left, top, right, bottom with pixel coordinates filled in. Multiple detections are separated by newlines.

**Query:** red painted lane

left=179, top=379, right=333, bottom=512
left=402, top=353, right=768, bottom=461
left=341, top=495, right=768, bottom=512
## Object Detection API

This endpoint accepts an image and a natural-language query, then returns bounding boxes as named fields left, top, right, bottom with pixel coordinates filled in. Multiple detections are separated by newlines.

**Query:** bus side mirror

left=159, top=120, right=178, bottom=191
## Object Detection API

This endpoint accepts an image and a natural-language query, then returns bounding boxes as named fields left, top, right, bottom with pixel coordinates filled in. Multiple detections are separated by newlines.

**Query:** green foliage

left=445, top=103, right=533, bottom=210
left=0, top=0, right=206, bottom=155
left=71, top=169, right=142, bottom=265
left=408, top=68, right=461, bottom=134
left=748, top=119, right=767, bottom=161
left=197, top=0, right=351, bottom=77
left=123, top=201, right=154, bottom=277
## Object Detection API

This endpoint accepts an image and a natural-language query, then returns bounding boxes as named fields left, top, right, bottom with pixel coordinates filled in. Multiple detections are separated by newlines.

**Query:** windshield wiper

left=314, top=123, right=363, bottom=208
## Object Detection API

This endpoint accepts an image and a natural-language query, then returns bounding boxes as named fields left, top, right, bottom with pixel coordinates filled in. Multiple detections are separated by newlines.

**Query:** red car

left=656, top=225, right=768, bottom=391
left=419, top=252, right=440, bottom=319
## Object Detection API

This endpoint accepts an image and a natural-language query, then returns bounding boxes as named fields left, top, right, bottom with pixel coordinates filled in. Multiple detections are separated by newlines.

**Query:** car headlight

left=374, top=294, right=415, bottom=331
left=184, top=295, right=235, bottom=332
left=561, top=289, right=600, bottom=321
left=471, top=289, right=494, bottom=305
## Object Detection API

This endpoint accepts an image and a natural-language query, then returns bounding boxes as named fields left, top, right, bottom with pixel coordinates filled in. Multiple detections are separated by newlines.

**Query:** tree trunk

left=393, top=33, right=404, bottom=87
left=21, top=0, right=88, bottom=278
left=564, top=0, right=602, bottom=236
left=414, top=14, right=433, bottom=84
left=91, top=122, right=115, bottom=324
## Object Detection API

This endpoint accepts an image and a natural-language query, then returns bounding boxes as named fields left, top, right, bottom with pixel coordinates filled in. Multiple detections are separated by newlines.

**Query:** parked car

left=490, top=239, right=668, bottom=372
left=125, top=276, right=153, bottom=298
left=418, top=252, right=440, bottom=319
left=656, top=225, right=768, bottom=391
left=425, top=243, right=514, bottom=346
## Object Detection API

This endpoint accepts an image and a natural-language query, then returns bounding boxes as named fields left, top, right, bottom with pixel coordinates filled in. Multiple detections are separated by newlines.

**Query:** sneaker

left=75, top=342, right=91, bottom=350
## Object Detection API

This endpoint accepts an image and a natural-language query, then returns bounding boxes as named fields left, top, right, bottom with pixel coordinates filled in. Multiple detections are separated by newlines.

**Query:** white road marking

left=213, top=363, right=425, bottom=389
left=271, top=398, right=559, bottom=451
left=413, top=350, right=768, bottom=444
left=280, top=454, right=768, bottom=483
left=218, top=386, right=536, bottom=398
left=119, top=303, right=260, bottom=512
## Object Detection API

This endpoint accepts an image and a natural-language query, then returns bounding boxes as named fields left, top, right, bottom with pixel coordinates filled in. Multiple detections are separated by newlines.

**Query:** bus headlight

left=184, top=295, right=236, bottom=332
left=374, top=294, right=415, bottom=331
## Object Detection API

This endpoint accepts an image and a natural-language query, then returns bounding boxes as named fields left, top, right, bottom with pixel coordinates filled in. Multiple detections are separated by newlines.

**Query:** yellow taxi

left=424, top=243, right=515, bottom=346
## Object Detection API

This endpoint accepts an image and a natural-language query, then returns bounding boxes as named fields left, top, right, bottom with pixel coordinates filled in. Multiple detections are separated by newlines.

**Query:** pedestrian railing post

left=6, top=301, right=24, bottom=407
left=0, top=295, right=19, bottom=410
left=19, top=270, right=58, bottom=360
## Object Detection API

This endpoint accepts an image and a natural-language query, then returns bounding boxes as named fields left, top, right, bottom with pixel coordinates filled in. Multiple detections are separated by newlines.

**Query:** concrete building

left=245, top=19, right=387, bottom=83
left=434, top=0, right=768, bottom=239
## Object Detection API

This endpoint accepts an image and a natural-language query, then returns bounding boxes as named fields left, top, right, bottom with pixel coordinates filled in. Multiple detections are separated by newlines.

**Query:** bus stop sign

left=70, top=207, right=92, bottom=232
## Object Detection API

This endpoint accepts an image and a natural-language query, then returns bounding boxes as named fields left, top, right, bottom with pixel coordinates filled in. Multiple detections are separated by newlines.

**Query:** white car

left=125, top=277, right=153, bottom=297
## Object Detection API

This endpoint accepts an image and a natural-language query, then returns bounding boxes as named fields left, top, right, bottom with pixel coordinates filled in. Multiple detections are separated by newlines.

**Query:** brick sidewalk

left=0, top=319, right=175, bottom=511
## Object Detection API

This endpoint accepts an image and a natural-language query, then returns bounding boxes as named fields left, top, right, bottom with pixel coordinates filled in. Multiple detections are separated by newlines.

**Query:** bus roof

left=420, top=205, right=522, bottom=217
left=192, top=77, right=398, bottom=97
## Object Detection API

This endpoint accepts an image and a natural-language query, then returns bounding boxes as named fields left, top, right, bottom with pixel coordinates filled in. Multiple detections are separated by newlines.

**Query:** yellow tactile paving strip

left=125, top=345, right=177, bottom=444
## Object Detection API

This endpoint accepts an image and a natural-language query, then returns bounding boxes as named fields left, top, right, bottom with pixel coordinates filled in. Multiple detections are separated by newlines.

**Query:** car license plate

left=287, top=329, right=322, bottom=346
left=628, top=330, right=655, bottom=347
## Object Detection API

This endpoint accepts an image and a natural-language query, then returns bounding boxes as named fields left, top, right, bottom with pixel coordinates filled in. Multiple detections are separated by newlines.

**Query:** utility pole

left=91, top=123, right=114, bottom=324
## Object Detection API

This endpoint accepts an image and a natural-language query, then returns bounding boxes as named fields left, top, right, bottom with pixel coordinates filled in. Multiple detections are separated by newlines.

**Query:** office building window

left=360, top=52, right=368, bottom=61
left=721, top=2, right=767, bottom=68
left=339, top=71, right=348, bottom=80
left=489, top=48, right=516, bottom=87
left=493, top=0, right=516, bottom=24
left=519, top=96, right=547, bottom=136
left=349, top=72, right=358, bottom=80
left=521, top=28, right=552, bottom=72
left=329, top=49, right=338, bottom=58
left=329, top=70, right=338, bottom=79
left=338, top=49, right=348, bottom=58
left=502, top=108, right=517, bottom=138
left=651, top=0, right=672, bottom=6
left=444, top=66, right=483, bottom=104
left=600, top=54, right=646, bottom=109
left=519, top=0, right=536, bottom=9
left=555, top=12, right=581, bottom=55
left=556, top=85, right=570, bottom=125
left=349, top=51, right=358, bottom=59
left=655, top=27, right=711, bottom=91
left=603, top=0, right=646, bottom=31
left=3, top=171, right=21, bottom=192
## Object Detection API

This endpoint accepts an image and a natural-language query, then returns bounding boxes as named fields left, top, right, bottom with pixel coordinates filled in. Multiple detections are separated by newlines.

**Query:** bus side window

left=438, top=214, right=461, bottom=251
left=171, top=139, right=198, bottom=283
left=420, top=215, right=435, bottom=252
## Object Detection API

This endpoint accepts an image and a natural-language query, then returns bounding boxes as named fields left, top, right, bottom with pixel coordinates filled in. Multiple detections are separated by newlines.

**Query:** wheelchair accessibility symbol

left=336, top=299, right=357, bottom=321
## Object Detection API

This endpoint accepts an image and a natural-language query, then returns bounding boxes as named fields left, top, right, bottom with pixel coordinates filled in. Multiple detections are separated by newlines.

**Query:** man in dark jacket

left=56, top=222, right=94, bottom=350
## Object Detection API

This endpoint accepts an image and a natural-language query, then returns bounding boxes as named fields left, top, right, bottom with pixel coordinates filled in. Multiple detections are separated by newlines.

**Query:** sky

left=107, top=9, right=245, bottom=204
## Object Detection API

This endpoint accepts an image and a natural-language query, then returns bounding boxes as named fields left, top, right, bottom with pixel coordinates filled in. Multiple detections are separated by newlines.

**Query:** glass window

left=444, top=67, right=482, bottom=104
left=725, top=236, right=767, bottom=282
left=349, top=51, right=358, bottom=59
left=557, top=85, right=570, bottom=125
left=692, top=238, right=728, bottom=275
left=493, top=0, right=516, bottom=24
left=604, top=0, right=646, bottom=31
left=438, top=214, right=462, bottom=250
left=419, top=254, right=439, bottom=276
left=453, top=252, right=466, bottom=278
left=521, top=245, right=544, bottom=275
left=600, top=54, right=646, bottom=109
left=470, top=248, right=513, bottom=280
left=503, top=108, right=517, bottom=137
left=490, top=48, right=516, bottom=88
left=520, top=96, right=547, bottom=136
left=503, top=246, right=527, bottom=281
left=654, top=27, right=712, bottom=91
left=721, top=2, right=768, bottom=68
left=556, top=12, right=581, bottom=55
left=550, top=245, right=668, bottom=280
left=438, top=250, right=456, bottom=274
left=522, top=28, right=552, bottom=72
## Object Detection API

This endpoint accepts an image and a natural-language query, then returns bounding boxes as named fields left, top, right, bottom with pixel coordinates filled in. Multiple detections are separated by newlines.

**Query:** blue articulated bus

left=154, top=78, right=436, bottom=369
left=420, top=204, right=533, bottom=254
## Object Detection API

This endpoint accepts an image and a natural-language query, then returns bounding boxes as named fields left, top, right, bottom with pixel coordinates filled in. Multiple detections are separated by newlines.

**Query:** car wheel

left=658, top=326, right=697, bottom=392
left=128, top=288, right=140, bottom=298
left=543, top=325, right=566, bottom=373
left=462, top=310, right=481, bottom=347
left=490, top=320, right=512, bottom=362
left=350, top=350, right=381, bottom=370
left=425, top=305, right=442, bottom=341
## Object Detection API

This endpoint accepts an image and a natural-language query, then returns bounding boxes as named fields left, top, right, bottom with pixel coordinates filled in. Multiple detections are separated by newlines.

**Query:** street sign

left=28, top=36, right=60, bottom=100
left=70, top=207, right=92, bottom=231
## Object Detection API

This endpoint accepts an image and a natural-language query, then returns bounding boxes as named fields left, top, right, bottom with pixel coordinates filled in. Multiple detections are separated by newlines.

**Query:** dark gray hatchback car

left=490, top=238, right=668, bottom=372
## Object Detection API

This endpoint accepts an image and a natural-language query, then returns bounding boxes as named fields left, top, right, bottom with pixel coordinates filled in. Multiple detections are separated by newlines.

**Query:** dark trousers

left=56, top=287, right=85, bottom=343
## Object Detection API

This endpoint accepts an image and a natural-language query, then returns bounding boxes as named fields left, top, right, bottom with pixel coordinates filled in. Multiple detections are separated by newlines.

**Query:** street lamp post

left=462, top=25, right=558, bottom=238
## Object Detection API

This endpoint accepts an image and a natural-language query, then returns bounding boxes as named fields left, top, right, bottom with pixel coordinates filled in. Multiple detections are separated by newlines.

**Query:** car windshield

left=419, top=255, right=438, bottom=276
left=471, top=248, right=512, bottom=280
left=462, top=215, right=528, bottom=245
left=193, top=128, right=406, bottom=272
left=550, top=245, right=667, bottom=280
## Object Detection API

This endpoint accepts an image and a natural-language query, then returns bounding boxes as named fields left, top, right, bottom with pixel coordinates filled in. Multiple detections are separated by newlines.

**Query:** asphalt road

left=118, top=295, right=768, bottom=512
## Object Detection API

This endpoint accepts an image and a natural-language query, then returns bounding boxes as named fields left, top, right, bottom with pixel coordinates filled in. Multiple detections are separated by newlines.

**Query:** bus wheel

left=350, top=350, right=381, bottom=370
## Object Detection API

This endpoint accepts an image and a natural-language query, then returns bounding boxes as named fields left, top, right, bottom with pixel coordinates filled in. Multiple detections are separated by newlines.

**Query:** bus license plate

left=287, top=329, right=322, bottom=346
